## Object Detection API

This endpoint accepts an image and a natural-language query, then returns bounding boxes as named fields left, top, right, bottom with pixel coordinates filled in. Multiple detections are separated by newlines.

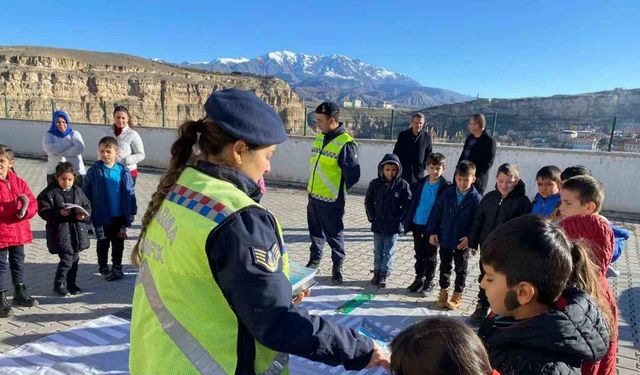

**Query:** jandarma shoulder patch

left=251, top=242, right=281, bottom=272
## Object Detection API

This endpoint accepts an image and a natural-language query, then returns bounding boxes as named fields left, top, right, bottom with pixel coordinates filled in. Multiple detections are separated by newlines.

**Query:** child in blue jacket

left=426, top=161, right=481, bottom=310
left=402, top=153, right=450, bottom=296
left=83, top=136, right=137, bottom=281
left=365, top=154, right=412, bottom=288
left=531, top=165, right=561, bottom=219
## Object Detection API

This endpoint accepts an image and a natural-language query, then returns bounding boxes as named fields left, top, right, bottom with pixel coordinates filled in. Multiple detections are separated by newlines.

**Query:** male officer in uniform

left=306, top=101, right=360, bottom=284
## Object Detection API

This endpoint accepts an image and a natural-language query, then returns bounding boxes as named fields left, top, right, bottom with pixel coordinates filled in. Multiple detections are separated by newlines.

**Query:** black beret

left=204, top=88, right=288, bottom=145
left=315, top=101, right=340, bottom=116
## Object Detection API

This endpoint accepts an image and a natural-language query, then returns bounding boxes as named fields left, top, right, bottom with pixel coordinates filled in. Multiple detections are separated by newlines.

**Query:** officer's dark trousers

left=477, top=258, right=489, bottom=307
left=307, top=199, right=345, bottom=264
left=0, top=246, right=25, bottom=290
left=412, top=225, right=438, bottom=283
left=439, top=247, right=469, bottom=293
left=95, top=217, right=125, bottom=272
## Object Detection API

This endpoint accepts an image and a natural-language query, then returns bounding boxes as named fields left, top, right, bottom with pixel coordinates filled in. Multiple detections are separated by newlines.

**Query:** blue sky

left=1, top=0, right=639, bottom=98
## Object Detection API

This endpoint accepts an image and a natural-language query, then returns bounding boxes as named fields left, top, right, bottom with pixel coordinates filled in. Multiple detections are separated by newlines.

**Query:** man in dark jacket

left=458, top=114, right=496, bottom=194
left=468, top=163, right=532, bottom=322
left=392, top=113, right=432, bottom=186
left=364, top=154, right=411, bottom=287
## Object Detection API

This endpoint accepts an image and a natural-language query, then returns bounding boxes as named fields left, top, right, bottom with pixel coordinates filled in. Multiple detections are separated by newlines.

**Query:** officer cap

left=315, top=101, right=340, bottom=116
left=204, top=88, right=288, bottom=145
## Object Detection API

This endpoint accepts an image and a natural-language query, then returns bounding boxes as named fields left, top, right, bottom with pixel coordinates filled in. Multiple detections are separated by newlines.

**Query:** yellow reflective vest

left=130, top=167, right=289, bottom=374
left=307, top=132, right=355, bottom=202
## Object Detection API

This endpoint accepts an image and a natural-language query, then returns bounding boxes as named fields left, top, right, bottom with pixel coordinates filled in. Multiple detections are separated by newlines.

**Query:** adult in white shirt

left=42, top=110, right=86, bottom=186
left=112, top=105, right=145, bottom=185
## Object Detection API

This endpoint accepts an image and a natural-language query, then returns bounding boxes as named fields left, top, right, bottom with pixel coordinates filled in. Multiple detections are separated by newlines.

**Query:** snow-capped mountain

left=181, top=51, right=472, bottom=108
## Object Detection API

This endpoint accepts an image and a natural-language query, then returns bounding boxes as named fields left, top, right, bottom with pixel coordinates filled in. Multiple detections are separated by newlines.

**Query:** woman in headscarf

left=42, top=110, right=86, bottom=186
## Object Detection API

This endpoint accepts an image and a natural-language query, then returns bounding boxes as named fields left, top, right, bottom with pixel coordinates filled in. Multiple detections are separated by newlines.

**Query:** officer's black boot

left=0, top=290, right=13, bottom=318
left=306, top=259, right=321, bottom=275
left=332, top=263, right=343, bottom=285
left=369, top=270, right=380, bottom=286
left=377, top=272, right=387, bottom=288
left=407, top=276, right=425, bottom=292
left=13, top=283, right=38, bottom=307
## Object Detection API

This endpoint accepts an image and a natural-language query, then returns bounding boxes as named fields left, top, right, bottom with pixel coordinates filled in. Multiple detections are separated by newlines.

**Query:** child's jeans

left=95, top=217, right=126, bottom=272
left=439, top=247, right=470, bottom=293
left=373, top=233, right=398, bottom=275
left=0, top=246, right=25, bottom=290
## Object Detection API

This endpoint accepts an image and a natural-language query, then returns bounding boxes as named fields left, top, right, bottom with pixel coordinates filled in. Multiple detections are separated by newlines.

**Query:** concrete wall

left=2, top=119, right=640, bottom=213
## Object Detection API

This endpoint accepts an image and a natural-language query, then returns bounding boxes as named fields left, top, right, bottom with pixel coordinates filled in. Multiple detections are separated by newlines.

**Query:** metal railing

left=2, top=95, right=639, bottom=153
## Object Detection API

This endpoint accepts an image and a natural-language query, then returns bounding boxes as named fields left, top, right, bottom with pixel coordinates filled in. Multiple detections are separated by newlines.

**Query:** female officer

left=129, top=88, right=388, bottom=374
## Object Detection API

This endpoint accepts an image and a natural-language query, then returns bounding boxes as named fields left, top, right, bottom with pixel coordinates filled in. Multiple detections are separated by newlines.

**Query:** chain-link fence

left=296, top=106, right=640, bottom=153
left=2, top=94, right=639, bottom=153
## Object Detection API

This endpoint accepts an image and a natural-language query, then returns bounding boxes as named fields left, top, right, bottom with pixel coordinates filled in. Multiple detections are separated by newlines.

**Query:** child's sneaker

left=446, top=292, right=463, bottom=310
left=369, top=270, right=380, bottom=286
left=68, top=284, right=83, bottom=295
left=53, top=283, right=70, bottom=297
left=106, top=268, right=125, bottom=282
left=377, top=272, right=387, bottom=288
left=469, top=302, right=490, bottom=324
left=435, top=289, right=448, bottom=308
left=99, top=267, right=110, bottom=278
left=406, top=276, right=424, bottom=292
left=418, top=282, right=434, bottom=297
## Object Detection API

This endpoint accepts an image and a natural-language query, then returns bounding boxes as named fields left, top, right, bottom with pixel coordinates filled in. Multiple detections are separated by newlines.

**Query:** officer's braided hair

left=132, top=117, right=244, bottom=266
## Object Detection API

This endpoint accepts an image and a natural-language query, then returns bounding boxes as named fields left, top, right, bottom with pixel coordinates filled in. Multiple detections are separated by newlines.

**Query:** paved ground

left=2, top=157, right=639, bottom=374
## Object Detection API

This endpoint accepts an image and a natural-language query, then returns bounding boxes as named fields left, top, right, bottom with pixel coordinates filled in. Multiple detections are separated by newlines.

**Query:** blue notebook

left=289, top=261, right=318, bottom=297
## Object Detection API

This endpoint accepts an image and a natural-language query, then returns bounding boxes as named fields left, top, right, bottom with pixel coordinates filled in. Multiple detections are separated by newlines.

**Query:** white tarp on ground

left=0, top=286, right=443, bottom=374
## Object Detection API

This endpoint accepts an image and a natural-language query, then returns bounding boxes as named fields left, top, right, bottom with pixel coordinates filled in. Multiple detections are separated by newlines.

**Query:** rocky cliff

left=0, top=46, right=305, bottom=132
left=423, top=88, right=640, bottom=120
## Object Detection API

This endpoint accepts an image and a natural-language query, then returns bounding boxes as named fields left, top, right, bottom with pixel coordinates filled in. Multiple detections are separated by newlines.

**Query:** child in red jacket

left=559, top=175, right=617, bottom=375
left=0, top=145, right=39, bottom=318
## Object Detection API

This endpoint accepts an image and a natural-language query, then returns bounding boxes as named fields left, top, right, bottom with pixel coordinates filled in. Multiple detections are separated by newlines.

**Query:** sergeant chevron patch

left=251, top=242, right=281, bottom=272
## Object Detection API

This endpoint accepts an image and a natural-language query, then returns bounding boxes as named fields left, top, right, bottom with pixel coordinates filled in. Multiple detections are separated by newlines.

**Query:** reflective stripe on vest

left=136, top=261, right=226, bottom=374
left=307, top=132, right=354, bottom=202
left=130, top=168, right=290, bottom=374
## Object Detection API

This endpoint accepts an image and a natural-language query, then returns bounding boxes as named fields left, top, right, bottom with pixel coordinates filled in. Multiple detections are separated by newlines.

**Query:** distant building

left=342, top=100, right=353, bottom=108
left=354, top=99, right=363, bottom=108
left=568, top=137, right=597, bottom=151
left=623, top=140, right=640, bottom=153
left=382, top=101, right=394, bottom=109
left=558, top=130, right=578, bottom=141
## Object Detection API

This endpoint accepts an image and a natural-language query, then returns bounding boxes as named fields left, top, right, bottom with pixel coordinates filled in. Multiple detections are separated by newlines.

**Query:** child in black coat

left=468, top=163, right=532, bottom=323
left=37, top=162, right=92, bottom=296
left=365, top=154, right=411, bottom=287
left=478, top=215, right=611, bottom=375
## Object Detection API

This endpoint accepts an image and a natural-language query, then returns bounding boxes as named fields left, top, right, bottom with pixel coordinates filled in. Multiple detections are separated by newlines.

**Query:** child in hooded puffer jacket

left=365, top=154, right=411, bottom=288
left=0, top=144, right=39, bottom=318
